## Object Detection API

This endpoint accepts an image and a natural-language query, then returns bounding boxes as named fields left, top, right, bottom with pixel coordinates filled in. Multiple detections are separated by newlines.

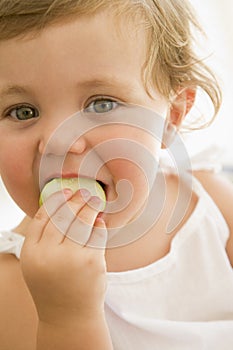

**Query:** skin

left=0, top=10, right=232, bottom=350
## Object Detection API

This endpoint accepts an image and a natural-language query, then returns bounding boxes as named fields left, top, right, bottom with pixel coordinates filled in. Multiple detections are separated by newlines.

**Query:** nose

left=38, top=114, right=88, bottom=157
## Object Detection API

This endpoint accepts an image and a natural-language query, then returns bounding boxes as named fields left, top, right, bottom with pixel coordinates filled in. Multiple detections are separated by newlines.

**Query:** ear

left=169, top=87, right=196, bottom=127
left=161, top=88, right=196, bottom=149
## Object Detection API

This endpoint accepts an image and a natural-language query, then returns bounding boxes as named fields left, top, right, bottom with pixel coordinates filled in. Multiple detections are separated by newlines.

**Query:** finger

left=24, top=189, right=73, bottom=244
left=64, top=196, right=104, bottom=246
left=43, top=188, right=74, bottom=218
left=41, top=189, right=91, bottom=244
left=86, top=217, right=108, bottom=250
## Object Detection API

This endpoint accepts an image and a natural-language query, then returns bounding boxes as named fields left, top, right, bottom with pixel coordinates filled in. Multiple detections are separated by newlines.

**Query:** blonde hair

left=0, top=0, right=222, bottom=125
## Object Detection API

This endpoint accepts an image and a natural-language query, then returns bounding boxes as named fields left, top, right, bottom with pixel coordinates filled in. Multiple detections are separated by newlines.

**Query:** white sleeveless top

left=1, top=178, right=233, bottom=349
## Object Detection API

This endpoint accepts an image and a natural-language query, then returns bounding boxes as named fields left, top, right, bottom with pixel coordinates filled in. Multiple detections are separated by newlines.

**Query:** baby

left=0, top=1, right=233, bottom=349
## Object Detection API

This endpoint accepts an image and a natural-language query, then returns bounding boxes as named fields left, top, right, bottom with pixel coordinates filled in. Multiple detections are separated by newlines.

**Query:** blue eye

left=85, top=99, right=119, bottom=114
left=6, top=105, right=39, bottom=121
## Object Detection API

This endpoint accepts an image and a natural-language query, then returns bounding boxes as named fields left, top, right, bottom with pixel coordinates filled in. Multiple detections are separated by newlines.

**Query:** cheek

left=96, top=125, right=161, bottom=191
left=0, top=144, right=21, bottom=185
left=0, top=134, right=38, bottom=215
left=107, top=153, right=157, bottom=214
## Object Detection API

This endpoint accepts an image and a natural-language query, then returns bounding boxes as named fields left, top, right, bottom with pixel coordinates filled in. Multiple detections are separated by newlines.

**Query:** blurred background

left=0, top=0, right=233, bottom=231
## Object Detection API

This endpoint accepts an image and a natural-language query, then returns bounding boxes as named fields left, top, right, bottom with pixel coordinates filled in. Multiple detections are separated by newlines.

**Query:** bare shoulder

left=0, top=253, right=37, bottom=350
left=193, top=170, right=233, bottom=267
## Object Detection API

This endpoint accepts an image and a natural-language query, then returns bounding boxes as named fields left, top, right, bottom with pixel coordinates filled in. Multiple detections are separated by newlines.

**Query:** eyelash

left=3, top=104, right=40, bottom=122
left=84, top=96, right=121, bottom=114
left=2, top=96, right=121, bottom=122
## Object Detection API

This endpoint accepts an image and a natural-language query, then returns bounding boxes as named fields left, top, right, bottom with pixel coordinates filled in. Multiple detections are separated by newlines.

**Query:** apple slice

left=39, top=177, right=106, bottom=211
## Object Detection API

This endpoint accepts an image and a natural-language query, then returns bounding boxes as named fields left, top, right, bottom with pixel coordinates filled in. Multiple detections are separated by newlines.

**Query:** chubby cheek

left=105, top=157, right=156, bottom=224
left=0, top=138, right=39, bottom=216
left=99, top=128, right=161, bottom=222
left=2, top=175, right=39, bottom=217
left=110, top=159, right=151, bottom=196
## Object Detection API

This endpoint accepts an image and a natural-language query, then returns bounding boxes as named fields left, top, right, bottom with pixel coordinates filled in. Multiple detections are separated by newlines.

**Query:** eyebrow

left=76, top=77, right=138, bottom=94
left=0, top=85, right=30, bottom=98
left=0, top=78, right=138, bottom=98
left=77, top=77, right=130, bottom=88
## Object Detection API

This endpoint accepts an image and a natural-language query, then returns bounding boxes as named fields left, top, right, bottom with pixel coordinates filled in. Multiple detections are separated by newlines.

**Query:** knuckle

left=78, top=211, right=92, bottom=225
left=34, top=210, right=47, bottom=222
left=85, top=253, right=105, bottom=273
left=67, top=202, right=82, bottom=216
left=53, top=212, right=65, bottom=224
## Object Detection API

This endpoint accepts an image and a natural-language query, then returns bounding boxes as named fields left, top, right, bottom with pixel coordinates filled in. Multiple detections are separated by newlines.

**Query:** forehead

left=0, top=12, right=151, bottom=107
left=0, top=10, right=148, bottom=86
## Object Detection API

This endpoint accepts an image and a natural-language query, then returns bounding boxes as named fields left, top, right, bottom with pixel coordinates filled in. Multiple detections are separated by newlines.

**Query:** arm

left=193, top=170, right=233, bottom=267
left=37, top=315, right=112, bottom=350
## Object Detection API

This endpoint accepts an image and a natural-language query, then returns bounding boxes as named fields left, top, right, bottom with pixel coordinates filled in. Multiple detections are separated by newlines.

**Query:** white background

left=0, top=0, right=233, bottom=231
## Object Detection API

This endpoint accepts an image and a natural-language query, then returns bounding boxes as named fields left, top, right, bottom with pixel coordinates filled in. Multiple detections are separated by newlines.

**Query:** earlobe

left=169, top=87, right=196, bottom=127
left=162, top=87, right=196, bottom=149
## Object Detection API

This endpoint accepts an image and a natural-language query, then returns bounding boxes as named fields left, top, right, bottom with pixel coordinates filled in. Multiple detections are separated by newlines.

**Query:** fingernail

left=89, top=196, right=102, bottom=209
left=63, top=188, right=73, bottom=199
left=96, top=217, right=105, bottom=224
left=80, top=188, right=91, bottom=199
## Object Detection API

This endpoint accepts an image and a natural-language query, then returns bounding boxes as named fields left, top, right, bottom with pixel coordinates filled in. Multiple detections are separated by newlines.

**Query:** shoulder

left=0, top=253, right=37, bottom=349
left=193, top=170, right=233, bottom=267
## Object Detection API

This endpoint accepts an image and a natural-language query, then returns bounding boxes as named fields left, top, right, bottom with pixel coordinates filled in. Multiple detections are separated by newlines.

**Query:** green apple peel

left=39, top=177, right=106, bottom=211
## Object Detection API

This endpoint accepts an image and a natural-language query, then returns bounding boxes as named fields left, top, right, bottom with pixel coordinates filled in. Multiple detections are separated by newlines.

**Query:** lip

left=41, top=173, right=108, bottom=199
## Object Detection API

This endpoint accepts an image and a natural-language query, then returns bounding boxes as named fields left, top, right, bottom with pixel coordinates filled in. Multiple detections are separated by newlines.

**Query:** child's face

left=0, top=11, right=168, bottom=232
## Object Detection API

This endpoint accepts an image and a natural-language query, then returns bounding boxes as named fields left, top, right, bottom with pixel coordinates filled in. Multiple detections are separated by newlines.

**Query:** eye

left=6, top=105, right=39, bottom=121
left=85, top=98, right=119, bottom=114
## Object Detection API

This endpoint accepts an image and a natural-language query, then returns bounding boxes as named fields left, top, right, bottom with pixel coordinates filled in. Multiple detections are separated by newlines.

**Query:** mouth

left=39, top=176, right=108, bottom=210
left=42, top=176, right=108, bottom=199
left=96, top=180, right=107, bottom=194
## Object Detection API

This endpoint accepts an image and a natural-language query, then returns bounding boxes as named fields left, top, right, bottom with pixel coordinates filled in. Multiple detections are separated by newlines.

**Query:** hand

left=20, top=189, right=108, bottom=326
